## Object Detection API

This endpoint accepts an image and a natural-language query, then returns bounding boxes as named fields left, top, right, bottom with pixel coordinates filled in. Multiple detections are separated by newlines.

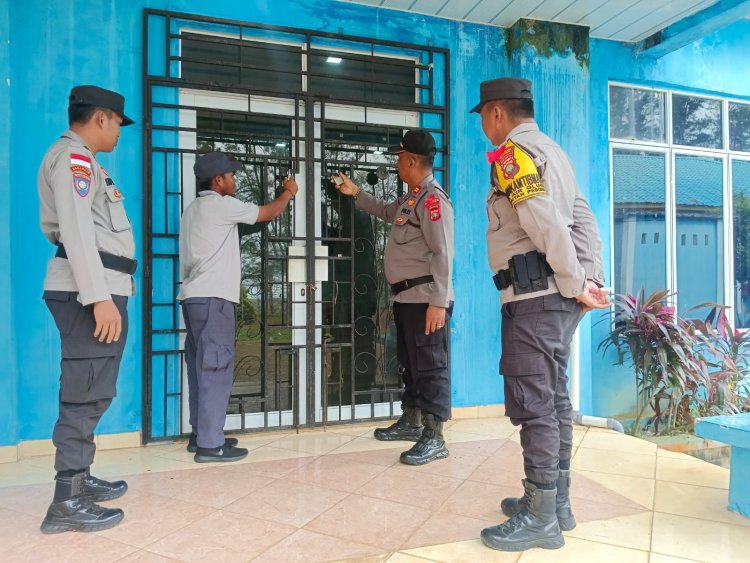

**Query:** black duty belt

left=390, top=275, right=434, bottom=295
left=56, top=244, right=138, bottom=275
left=493, top=251, right=553, bottom=294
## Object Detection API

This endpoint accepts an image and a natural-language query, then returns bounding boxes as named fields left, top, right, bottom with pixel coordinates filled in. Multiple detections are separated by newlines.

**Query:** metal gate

left=142, top=9, right=450, bottom=442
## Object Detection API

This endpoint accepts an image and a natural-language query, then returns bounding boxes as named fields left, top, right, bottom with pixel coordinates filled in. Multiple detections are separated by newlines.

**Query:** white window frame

left=608, top=82, right=750, bottom=317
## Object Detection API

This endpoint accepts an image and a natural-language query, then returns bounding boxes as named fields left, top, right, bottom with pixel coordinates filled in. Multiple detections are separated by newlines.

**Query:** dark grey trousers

left=500, top=293, right=584, bottom=485
left=44, top=291, right=128, bottom=473
left=394, top=302, right=452, bottom=422
left=181, top=297, right=236, bottom=449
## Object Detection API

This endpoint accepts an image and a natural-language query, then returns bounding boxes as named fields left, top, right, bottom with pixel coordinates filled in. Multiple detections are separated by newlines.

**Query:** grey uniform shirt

left=38, top=130, right=135, bottom=306
left=355, top=174, right=454, bottom=307
left=486, top=122, right=603, bottom=304
left=178, top=190, right=259, bottom=304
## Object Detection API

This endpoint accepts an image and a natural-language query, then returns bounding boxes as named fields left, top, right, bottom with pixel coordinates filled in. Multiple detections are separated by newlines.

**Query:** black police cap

left=386, top=129, right=436, bottom=157
left=194, top=151, right=242, bottom=181
left=469, top=77, right=533, bottom=113
left=69, top=85, right=135, bottom=126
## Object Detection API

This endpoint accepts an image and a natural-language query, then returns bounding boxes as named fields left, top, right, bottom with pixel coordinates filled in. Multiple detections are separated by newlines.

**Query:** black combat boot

left=482, top=480, right=564, bottom=552
left=40, top=472, right=124, bottom=534
left=187, top=432, right=239, bottom=453
left=500, top=470, right=576, bottom=531
left=83, top=469, right=128, bottom=502
left=399, top=413, right=449, bottom=465
left=373, top=406, right=423, bottom=442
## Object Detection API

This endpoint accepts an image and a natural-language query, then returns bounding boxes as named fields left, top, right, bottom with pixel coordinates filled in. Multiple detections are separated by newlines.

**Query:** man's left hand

left=577, top=281, right=610, bottom=313
left=425, top=305, right=447, bottom=334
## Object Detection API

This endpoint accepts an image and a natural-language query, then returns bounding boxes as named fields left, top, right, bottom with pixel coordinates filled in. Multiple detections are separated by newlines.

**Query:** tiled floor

left=0, top=417, right=747, bottom=562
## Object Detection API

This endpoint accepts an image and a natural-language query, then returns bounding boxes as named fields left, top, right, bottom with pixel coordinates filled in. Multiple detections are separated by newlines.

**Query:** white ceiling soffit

left=337, top=0, right=720, bottom=43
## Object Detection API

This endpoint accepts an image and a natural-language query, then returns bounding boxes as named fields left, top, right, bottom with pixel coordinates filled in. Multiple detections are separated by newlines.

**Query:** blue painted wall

left=1, top=1, right=18, bottom=447
left=4, top=0, right=509, bottom=445
left=588, top=19, right=750, bottom=419
left=4, top=0, right=750, bottom=444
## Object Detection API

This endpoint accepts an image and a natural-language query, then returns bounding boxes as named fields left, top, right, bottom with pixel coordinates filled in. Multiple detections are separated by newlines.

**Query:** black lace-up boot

left=82, top=469, right=128, bottom=502
left=40, top=472, right=124, bottom=534
left=399, top=413, right=448, bottom=465
left=374, top=406, right=423, bottom=442
left=482, top=480, right=563, bottom=552
left=500, top=470, right=576, bottom=531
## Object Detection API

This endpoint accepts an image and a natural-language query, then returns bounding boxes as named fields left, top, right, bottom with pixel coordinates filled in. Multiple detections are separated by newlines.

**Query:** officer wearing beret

left=38, top=85, right=136, bottom=533
left=179, top=152, right=298, bottom=462
left=335, top=129, right=454, bottom=465
left=471, top=78, right=609, bottom=551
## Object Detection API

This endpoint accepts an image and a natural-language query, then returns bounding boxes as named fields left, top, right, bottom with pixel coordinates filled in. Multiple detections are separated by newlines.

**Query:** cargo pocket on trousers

left=60, top=350, right=118, bottom=404
left=44, top=291, right=80, bottom=337
left=202, top=342, right=234, bottom=372
left=415, top=331, right=447, bottom=372
left=499, top=352, right=553, bottom=419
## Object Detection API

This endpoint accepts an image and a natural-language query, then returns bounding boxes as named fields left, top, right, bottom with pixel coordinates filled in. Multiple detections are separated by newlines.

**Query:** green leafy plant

left=689, top=305, right=750, bottom=417
left=599, top=289, right=710, bottom=435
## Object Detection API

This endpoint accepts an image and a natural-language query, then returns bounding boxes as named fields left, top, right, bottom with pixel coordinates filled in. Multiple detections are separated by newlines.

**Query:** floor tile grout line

left=105, top=505, right=222, bottom=552
left=391, top=551, right=442, bottom=562
left=650, top=507, right=750, bottom=529
left=647, top=545, right=714, bottom=563
left=297, top=492, right=400, bottom=552
left=555, top=532, right=653, bottom=555
left=653, top=477, right=730, bottom=492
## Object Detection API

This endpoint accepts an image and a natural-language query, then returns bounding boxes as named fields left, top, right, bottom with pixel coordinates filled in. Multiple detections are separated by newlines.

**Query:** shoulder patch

left=70, top=153, right=92, bottom=197
left=425, top=193, right=441, bottom=221
left=490, top=140, right=546, bottom=208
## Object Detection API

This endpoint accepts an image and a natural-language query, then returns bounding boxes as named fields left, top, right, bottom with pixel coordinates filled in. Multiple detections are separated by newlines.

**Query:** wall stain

left=505, top=19, right=589, bottom=70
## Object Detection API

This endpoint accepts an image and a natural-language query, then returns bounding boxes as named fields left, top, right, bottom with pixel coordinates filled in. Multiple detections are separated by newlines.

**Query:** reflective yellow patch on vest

left=492, top=140, right=546, bottom=208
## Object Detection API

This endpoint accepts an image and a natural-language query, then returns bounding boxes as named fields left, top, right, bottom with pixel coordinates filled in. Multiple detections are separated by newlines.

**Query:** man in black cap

left=179, top=152, right=298, bottom=462
left=470, top=78, right=609, bottom=551
left=334, top=129, right=454, bottom=465
left=38, top=85, right=137, bottom=533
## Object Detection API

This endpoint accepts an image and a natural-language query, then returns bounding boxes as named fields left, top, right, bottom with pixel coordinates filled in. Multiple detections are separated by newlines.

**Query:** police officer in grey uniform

left=335, top=129, right=454, bottom=466
left=38, top=86, right=136, bottom=534
left=179, top=152, right=298, bottom=462
left=471, top=78, right=609, bottom=552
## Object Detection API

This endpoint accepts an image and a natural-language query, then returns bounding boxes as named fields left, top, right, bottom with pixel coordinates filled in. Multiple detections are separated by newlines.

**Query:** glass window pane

left=672, top=94, right=723, bottom=149
left=675, top=155, right=724, bottom=313
left=732, top=159, right=750, bottom=328
left=308, top=52, right=416, bottom=105
left=180, top=34, right=303, bottom=93
left=609, top=86, right=666, bottom=142
left=729, top=102, right=750, bottom=153
left=612, top=149, right=667, bottom=296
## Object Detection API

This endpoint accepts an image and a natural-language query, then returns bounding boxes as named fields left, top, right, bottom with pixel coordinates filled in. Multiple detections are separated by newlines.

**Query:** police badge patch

left=490, top=141, right=546, bottom=208
left=425, top=194, right=441, bottom=221
left=70, top=153, right=92, bottom=197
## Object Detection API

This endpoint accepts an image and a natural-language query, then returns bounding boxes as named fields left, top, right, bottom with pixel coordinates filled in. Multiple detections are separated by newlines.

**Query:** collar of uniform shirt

left=61, top=129, right=92, bottom=152
left=487, top=122, right=542, bottom=163
left=413, top=173, right=434, bottom=189
left=501, top=122, right=539, bottom=145
left=198, top=190, right=220, bottom=197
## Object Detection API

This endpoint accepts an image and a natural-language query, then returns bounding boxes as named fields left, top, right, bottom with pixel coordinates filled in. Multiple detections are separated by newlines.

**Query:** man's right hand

left=93, top=299, right=122, bottom=343
left=332, top=171, right=360, bottom=197
left=283, top=175, right=299, bottom=198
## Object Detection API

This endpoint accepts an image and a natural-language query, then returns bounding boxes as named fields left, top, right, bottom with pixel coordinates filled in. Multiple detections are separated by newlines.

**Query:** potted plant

left=689, top=305, right=750, bottom=417
left=599, top=289, right=710, bottom=435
